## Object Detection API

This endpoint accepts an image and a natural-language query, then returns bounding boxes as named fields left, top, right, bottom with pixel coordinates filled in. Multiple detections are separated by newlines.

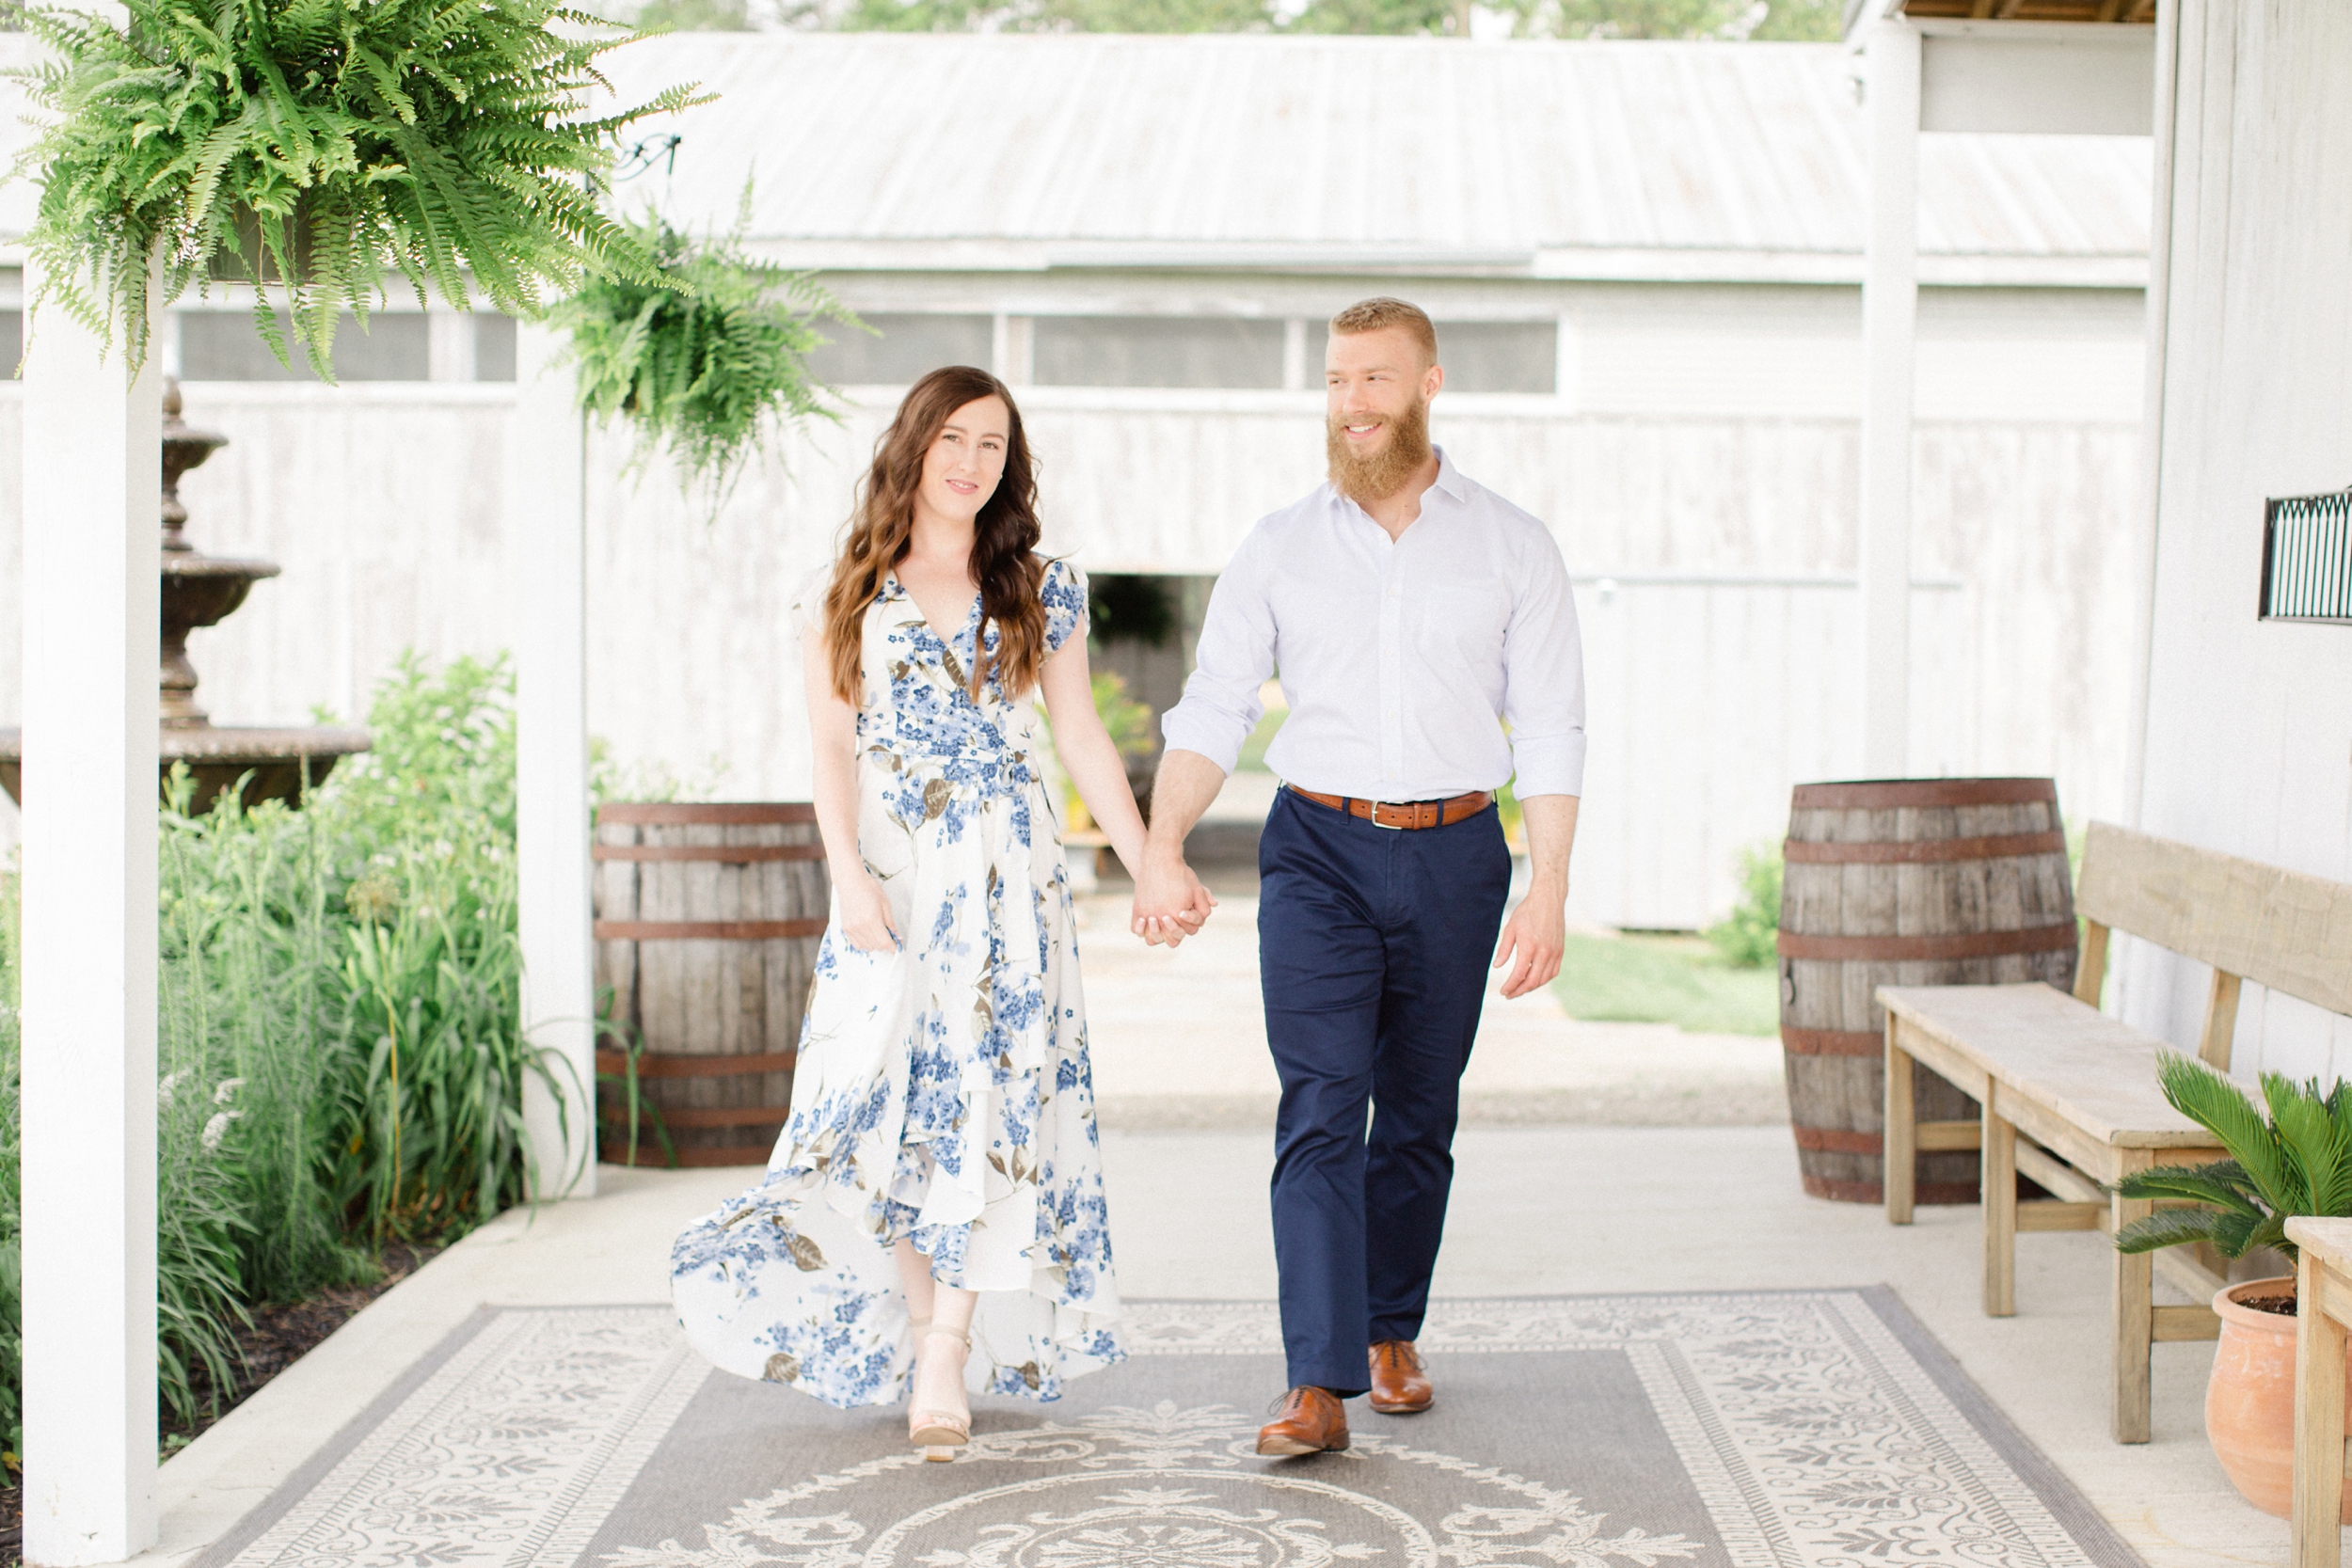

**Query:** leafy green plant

left=1, top=655, right=553, bottom=1454
left=1705, top=843, right=1783, bottom=969
left=2114, top=1054, right=2352, bottom=1268
left=12, top=0, right=702, bottom=377
left=552, top=197, right=850, bottom=500
left=1091, top=673, right=1155, bottom=764
left=159, top=775, right=359, bottom=1308
left=595, top=1009, right=676, bottom=1169
left=1032, top=671, right=1157, bottom=834
left=0, top=872, right=21, bottom=1465
left=589, top=737, right=730, bottom=804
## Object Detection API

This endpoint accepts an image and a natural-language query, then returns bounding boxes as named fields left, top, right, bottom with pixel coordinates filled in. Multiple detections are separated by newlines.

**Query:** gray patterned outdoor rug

left=194, top=1291, right=2139, bottom=1568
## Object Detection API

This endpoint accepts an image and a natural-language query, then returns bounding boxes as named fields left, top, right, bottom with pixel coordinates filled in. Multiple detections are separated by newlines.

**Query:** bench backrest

left=2074, top=820, right=2352, bottom=1070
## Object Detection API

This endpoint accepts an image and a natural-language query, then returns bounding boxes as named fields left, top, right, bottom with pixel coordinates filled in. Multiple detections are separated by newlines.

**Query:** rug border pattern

left=184, top=1290, right=2146, bottom=1568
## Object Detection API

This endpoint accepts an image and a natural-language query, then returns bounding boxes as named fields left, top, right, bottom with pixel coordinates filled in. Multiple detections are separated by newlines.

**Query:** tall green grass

left=0, top=652, right=560, bottom=1449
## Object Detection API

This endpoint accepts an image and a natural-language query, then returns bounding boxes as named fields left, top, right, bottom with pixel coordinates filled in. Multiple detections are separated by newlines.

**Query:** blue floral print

left=671, top=559, right=1125, bottom=1410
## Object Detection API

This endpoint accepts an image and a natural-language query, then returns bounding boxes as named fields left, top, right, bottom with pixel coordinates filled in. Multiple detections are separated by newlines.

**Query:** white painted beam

left=1859, top=20, right=1920, bottom=780
left=20, top=265, right=163, bottom=1564
left=1920, top=27, right=2155, bottom=137
left=511, top=322, right=595, bottom=1201
left=2122, top=0, right=2180, bottom=831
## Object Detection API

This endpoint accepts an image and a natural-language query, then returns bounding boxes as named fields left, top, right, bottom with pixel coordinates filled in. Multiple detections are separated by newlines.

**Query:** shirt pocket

left=1415, top=580, right=1512, bottom=667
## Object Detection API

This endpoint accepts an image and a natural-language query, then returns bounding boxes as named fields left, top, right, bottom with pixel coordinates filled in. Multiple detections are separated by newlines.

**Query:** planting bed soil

left=0, top=1243, right=442, bottom=1567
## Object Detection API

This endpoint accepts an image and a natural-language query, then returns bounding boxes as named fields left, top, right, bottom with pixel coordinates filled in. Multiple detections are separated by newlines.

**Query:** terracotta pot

left=2206, top=1276, right=2352, bottom=1522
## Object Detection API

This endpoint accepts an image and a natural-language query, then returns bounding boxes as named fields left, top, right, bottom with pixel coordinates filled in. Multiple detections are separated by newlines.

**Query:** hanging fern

left=550, top=197, right=855, bottom=502
left=10, top=0, right=707, bottom=378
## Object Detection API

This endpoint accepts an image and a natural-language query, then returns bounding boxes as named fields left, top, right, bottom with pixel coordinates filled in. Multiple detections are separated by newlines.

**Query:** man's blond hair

left=1328, top=297, right=1438, bottom=366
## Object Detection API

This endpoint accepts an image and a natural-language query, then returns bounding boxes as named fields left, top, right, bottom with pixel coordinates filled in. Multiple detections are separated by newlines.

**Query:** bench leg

left=2296, top=1250, right=2346, bottom=1568
left=2112, top=1163, right=2154, bottom=1444
left=1885, top=1025, right=1915, bottom=1226
left=1983, top=1092, right=2017, bottom=1318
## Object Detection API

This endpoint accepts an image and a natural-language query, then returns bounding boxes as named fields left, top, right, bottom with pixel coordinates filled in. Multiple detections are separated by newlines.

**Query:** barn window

left=179, top=309, right=432, bottom=382
left=805, top=313, right=993, bottom=387
left=2261, top=490, right=2352, bottom=624
left=1033, top=316, right=1285, bottom=389
left=1438, top=322, right=1557, bottom=395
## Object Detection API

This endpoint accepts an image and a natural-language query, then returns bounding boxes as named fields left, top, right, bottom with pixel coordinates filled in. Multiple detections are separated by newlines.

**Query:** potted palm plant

left=2116, top=1054, right=2352, bottom=1520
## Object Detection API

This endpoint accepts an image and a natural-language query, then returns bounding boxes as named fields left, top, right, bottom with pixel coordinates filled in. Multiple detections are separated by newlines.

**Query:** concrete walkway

left=136, top=879, right=2295, bottom=1568
left=151, top=1134, right=2281, bottom=1568
left=1079, top=892, right=1788, bottom=1129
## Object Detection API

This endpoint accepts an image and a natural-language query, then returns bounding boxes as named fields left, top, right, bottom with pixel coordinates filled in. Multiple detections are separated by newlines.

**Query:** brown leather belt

left=1286, top=785, right=1493, bottom=831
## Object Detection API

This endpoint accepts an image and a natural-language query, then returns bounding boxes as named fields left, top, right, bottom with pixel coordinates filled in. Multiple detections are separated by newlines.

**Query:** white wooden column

left=20, top=265, right=163, bottom=1563
left=511, top=321, right=596, bottom=1200
left=1858, top=19, right=1921, bottom=779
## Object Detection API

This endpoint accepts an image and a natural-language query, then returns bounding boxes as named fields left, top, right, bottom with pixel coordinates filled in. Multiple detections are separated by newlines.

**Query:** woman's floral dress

left=671, top=559, right=1126, bottom=1409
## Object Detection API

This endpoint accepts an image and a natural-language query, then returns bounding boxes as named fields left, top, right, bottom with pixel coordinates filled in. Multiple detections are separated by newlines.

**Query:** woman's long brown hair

left=820, top=366, right=1048, bottom=705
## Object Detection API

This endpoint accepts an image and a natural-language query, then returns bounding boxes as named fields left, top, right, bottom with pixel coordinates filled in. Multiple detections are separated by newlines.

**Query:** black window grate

left=2261, top=490, right=2352, bottom=624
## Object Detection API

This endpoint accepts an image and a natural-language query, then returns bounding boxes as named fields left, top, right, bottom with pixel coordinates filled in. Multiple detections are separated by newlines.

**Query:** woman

left=671, top=366, right=1172, bottom=1460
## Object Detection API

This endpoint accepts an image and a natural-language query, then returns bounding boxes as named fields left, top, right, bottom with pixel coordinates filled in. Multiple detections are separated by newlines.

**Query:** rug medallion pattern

left=193, top=1293, right=2138, bottom=1568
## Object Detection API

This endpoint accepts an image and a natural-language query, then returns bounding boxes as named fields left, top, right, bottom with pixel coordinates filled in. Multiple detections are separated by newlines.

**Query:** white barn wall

left=2124, top=0, right=2352, bottom=1084
left=0, top=382, right=2141, bottom=929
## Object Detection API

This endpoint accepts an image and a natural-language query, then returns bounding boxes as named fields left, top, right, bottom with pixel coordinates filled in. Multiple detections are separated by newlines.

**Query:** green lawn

left=1237, top=706, right=1284, bottom=771
left=1550, top=932, right=1778, bottom=1037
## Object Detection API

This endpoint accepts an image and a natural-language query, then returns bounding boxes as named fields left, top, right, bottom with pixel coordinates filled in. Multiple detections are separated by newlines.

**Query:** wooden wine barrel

left=593, top=802, right=830, bottom=1166
left=1778, top=778, right=2077, bottom=1204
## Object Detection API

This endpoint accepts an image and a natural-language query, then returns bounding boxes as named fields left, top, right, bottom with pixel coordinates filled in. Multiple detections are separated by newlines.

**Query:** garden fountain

left=0, top=380, right=372, bottom=811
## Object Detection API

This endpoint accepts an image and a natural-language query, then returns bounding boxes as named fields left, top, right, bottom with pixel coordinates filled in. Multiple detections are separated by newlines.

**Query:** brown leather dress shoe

left=1256, top=1386, right=1350, bottom=1456
left=1368, top=1339, right=1433, bottom=1414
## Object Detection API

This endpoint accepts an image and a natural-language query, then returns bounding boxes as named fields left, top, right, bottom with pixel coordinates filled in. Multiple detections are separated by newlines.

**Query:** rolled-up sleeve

left=1500, top=531, right=1586, bottom=797
left=1158, top=531, right=1276, bottom=776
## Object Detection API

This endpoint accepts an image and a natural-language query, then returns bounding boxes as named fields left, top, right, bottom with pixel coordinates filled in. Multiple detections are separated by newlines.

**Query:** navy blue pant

left=1257, top=786, right=1513, bottom=1395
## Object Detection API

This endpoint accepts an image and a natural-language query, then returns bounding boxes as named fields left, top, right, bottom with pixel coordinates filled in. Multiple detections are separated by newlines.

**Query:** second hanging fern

left=553, top=198, right=856, bottom=503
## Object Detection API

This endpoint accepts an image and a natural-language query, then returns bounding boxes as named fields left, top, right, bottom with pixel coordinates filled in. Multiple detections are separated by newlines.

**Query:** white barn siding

left=0, top=372, right=2143, bottom=929
left=2125, top=0, right=2352, bottom=1084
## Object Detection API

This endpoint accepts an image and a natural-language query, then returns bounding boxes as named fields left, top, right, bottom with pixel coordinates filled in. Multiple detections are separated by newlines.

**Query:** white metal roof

left=0, top=33, right=2151, bottom=285
left=599, top=33, right=2149, bottom=285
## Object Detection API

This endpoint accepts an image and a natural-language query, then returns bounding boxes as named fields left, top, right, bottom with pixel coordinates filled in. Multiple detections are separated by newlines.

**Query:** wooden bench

left=2288, top=1216, right=2352, bottom=1564
left=1881, top=820, right=2352, bottom=1444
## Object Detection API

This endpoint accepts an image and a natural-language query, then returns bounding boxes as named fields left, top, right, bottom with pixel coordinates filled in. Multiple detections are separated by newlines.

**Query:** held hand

left=1492, top=886, right=1566, bottom=1000
left=1131, top=855, right=1216, bottom=948
left=838, top=871, right=901, bottom=954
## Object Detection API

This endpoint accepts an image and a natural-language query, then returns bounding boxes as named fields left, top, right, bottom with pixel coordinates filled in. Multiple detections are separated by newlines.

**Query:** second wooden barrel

left=593, top=802, right=830, bottom=1166
left=1778, top=777, right=2077, bottom=1204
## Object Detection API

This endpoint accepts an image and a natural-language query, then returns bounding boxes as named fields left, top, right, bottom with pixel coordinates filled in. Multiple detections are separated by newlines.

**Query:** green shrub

left=0, top=884, right=18, bottom=1465
left=1705, top=843, right=1783, bottom=969
left=1, top=652, right=557, bottom=1447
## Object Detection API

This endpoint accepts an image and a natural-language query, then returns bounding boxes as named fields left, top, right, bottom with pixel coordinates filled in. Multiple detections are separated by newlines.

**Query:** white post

left=511, top=321, right=596, bottom=1200
left=1858, top=20, right=1921, bottom=779
left=2123, top=0, right=2182, bottom=830
left=20, top=264, right=163, bottom=1563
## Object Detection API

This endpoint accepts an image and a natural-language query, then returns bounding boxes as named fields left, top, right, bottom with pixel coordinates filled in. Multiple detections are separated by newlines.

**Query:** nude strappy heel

left=908, top=1323, right=972, bottom=1460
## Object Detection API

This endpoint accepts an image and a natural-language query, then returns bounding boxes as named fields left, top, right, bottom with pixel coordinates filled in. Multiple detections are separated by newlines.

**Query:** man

left=1133, top=297, right=1586, bottom=1457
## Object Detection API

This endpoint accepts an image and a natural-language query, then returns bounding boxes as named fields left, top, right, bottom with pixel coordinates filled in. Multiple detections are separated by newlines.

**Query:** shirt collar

left=1323, top=444, right=1469, bottom=519
left=1429, top=445, right=1469, bottom=504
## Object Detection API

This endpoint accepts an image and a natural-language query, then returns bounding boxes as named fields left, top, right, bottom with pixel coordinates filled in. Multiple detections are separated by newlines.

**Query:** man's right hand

left=1131, top=853, right=1216, bottom=948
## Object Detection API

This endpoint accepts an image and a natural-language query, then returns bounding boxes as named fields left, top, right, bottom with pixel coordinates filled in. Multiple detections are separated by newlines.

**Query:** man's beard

left=1326, top=397, right=1433, bottom=504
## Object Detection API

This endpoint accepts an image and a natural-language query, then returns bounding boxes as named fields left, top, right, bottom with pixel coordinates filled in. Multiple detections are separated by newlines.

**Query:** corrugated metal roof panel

left=0, top=33, right=2149, bottom=276
left=585, top=34, right=2147, bottom=272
